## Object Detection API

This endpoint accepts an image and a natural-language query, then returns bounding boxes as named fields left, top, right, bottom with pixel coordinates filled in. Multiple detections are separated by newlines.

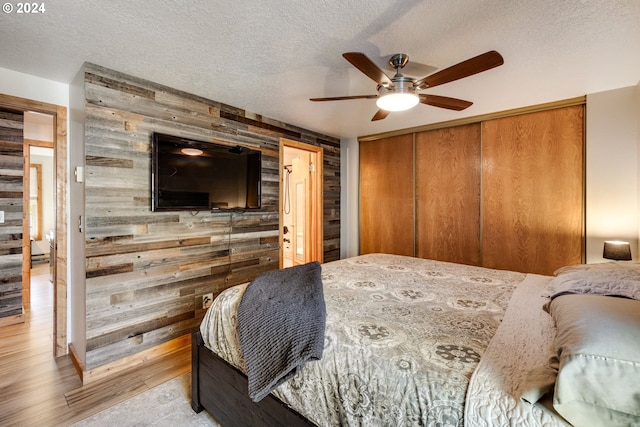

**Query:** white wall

left=0, top=67, right=68, bottom=106
left=30, top=151, right=55, bottom=256
left=68, top=67, right=86, bottom=362
left=340, top=137, right=359, bottom=259
left=586, top=85, right=640, bottom=263
left=340, top=86, right=640, bottom=265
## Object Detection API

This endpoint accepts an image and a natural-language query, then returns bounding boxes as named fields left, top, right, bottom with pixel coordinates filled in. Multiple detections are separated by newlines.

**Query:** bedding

left=238, top=261, right=325, bottom=402
left=200, top=253, right=532, bottom=426
left=510, top=262, right=640, bottom=427
left=465, top=274, right=571, bottom=426
left=548, top=294, right=640, bottom=427
left=542, top=264, right=640, bottom=427
left=543, top=267, right=640, bottom=302
left=196, top=256, right=640, bottom=426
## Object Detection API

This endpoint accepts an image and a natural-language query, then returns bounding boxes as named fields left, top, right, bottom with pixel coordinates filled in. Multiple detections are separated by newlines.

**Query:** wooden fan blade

left=415, top=51, right=504, bottom=89
left=420, top=94, right=473, bottom=111
left=310, top=95, right=377, bottom=101
left=371, top=110, right=390, bottom=121
left=343, top=52, right=393, bottom=86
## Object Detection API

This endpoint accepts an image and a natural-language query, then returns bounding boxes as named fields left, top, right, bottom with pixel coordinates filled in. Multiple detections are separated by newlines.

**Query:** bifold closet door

left=415, top=124, right=481, bottom=265
left=360, top=134, right=414, bottom=256
left=481, top=105, right=584, bottom=276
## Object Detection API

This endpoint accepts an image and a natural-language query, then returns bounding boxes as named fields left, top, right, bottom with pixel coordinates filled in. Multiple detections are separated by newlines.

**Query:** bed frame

left=191, top=328, right=316, bottom=427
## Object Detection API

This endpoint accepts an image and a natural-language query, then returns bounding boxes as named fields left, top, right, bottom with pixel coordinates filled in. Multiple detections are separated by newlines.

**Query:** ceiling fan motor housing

left=377, top=76, right=419, bottom=111
left=389, top=53, right=410, bottom=70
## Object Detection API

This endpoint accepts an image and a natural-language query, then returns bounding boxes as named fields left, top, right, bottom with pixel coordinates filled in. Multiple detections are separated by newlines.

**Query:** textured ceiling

left=1, top=0, right=639, bottom=138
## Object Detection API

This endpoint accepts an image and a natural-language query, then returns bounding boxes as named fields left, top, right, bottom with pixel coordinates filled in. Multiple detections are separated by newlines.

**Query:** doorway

left=0, top=94, right=68, bottom=358
left=24, top=112, right=55, bottom=303
left=280, top=139, right=323, bottom=268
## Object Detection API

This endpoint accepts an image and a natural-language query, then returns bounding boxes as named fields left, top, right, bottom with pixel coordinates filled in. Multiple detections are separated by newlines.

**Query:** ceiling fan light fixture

left=376, top=79, right=419, bottom=112
left=376, top=92, right=419, bottom=112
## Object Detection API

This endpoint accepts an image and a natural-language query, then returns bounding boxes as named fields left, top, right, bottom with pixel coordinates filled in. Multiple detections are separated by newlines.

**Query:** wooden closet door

left=415, top=124, right=481, bottom=265
left=482, top=105, right=584, bottom=275
left=359, top=134, right=414, bottom=256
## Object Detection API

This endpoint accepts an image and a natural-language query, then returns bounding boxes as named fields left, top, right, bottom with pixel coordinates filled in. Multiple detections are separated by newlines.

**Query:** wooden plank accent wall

left=81, top=63, right=340, bottom=369
left=0, top=109, right=24, bottom=321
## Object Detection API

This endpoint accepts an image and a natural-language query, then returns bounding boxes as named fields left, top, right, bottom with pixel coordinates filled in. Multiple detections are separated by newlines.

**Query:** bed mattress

left=200, top=254, right=545, bottom=426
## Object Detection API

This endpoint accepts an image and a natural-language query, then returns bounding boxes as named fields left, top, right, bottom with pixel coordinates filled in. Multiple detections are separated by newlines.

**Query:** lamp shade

left=603, top=240, right=632, bottom=261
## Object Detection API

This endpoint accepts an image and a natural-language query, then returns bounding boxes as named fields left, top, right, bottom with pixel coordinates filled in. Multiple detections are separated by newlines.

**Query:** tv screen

left=151, top=133, right=261, bottom=211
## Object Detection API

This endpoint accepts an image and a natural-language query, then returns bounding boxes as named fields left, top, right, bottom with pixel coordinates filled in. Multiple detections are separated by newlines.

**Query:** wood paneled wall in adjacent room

left=80, top=63, right=340, bottom=370
left=0, top=109, right=24, bottom=324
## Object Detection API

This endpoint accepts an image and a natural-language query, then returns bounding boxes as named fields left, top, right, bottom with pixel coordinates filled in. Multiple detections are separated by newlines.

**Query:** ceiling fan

left=310, top=50, right=504, bottom=121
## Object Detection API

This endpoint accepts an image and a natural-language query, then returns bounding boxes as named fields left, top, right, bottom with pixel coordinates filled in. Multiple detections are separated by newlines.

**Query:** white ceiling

left=1, top=0, right=639, bottom=139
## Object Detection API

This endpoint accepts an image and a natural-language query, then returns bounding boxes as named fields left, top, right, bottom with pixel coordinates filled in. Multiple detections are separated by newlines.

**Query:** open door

left=280, top=139, right=323, bottom=268
left=291, top=153, right=311, bottom=265
left=0, top=94, right=68, bottom=358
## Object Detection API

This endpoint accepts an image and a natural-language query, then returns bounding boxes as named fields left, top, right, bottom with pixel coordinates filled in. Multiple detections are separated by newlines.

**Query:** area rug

left=70, top=373, right=221, bottom=426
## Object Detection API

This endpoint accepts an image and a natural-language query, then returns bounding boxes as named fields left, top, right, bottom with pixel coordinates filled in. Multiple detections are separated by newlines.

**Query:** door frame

left=0, top=93, right=68, bottom=357
left=279, top=138, right=323, bottom=268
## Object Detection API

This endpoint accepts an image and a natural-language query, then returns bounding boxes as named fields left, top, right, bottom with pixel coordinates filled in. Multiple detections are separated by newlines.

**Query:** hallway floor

left=0, top=264, right=190, bottom=426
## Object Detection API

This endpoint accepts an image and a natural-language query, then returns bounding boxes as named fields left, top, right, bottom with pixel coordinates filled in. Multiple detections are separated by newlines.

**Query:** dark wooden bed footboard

left=191, top=328, right=316, bottom=427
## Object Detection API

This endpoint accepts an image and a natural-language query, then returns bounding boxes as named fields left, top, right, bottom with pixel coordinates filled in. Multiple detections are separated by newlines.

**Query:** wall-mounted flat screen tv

left=151, top=132, right=261, bottom=211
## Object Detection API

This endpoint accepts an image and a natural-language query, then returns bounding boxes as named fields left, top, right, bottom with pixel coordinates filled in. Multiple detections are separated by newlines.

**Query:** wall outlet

left=202, top=293, right=213, bottom=309
left=200, top=293, right=213, bottom=310
left=0, top=211, right=4, bottom=224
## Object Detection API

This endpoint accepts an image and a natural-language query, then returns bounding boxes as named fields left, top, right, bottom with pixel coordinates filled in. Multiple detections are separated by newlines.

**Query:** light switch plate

left=0, top=211, right=4, bottom=223
left=75, top=166, right=84, bottom=183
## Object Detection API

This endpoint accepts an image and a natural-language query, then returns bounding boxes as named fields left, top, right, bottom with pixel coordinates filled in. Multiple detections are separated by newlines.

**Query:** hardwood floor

left=0, top=264, right=191, bottom=427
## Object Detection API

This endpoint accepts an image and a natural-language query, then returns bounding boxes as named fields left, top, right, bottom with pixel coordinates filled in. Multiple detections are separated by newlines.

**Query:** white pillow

left=549, top=294, right=640, bottom=427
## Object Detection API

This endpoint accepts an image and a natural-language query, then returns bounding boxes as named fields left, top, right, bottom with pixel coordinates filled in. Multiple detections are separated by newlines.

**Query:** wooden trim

left=28, top=163, right=43, bottom=241
left=80, top=334, right=191, bottom=384
left=22, top=146, right=31, bottom=305
left=69, top=342, right=85, bottom=382
left=359, top=96, right=586, bottom=141
left=0, top=93, right=62, bottom=114
left=313, top=149, right=324, bottom=263
left=0, top=313, right=25, bottom=327
left=24, top=138, right=54, bottom=148
left=54, top=105, right=67, bottom=357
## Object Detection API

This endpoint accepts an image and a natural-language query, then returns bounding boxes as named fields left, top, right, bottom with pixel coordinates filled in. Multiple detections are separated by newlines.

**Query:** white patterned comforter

left=200, top=254, right=551, bottom=426
left=464, top=274, right=570, bottom=427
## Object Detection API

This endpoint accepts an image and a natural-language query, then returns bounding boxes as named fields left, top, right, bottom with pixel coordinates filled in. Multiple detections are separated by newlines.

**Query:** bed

left=191, top=253, right=640, bottom=426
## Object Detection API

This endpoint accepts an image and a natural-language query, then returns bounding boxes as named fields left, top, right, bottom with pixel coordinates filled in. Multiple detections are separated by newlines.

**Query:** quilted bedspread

left=200, top=253, right=530, bottom=426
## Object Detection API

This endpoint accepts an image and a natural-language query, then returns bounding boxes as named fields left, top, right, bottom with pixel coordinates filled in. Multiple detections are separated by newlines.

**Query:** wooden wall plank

left=81, top=63, right=339, bottom=369
left=0, top=109, right=23, bottom=322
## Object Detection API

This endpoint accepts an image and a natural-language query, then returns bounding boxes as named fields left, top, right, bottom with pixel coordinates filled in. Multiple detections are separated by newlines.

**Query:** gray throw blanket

left=237, top=261, right=326, bottom=402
